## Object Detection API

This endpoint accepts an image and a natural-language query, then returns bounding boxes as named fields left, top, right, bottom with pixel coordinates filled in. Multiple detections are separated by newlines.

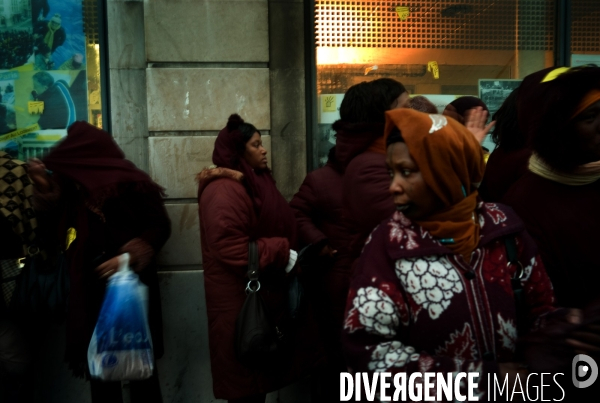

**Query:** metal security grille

left=315, top=0, right=554, bottom=50
left=571, top=0, right=600, bottom=53
left=83, top=0, right=100, bottom=46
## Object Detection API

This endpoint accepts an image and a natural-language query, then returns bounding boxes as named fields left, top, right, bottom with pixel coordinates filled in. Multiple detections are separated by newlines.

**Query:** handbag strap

left=245, top=242, right=260, bottom=293
left=505, top=236, right=528, bottom=336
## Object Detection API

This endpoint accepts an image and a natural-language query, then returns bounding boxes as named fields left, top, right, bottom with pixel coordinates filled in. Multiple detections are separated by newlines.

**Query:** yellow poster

left=322, top=95, right=337, bottom=112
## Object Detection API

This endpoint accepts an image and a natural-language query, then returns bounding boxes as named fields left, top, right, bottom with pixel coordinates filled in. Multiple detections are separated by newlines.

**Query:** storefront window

left=570, top=0, right=600, bottom=67
left=0, top=0, right=104, bottom=160
left=314, top=0, right=556, bottom=166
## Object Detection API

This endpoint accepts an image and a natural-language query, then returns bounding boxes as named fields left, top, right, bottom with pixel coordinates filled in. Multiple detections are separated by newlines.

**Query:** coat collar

left=376, top=201, right=524, bottom=260
left=196, top=166, right=244, bottom=196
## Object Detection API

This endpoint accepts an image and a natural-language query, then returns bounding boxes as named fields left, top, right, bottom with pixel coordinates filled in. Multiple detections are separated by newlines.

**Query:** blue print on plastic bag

left=94, top=271, right=152, bottom=353
left=88, top=253, right=154, bottom=381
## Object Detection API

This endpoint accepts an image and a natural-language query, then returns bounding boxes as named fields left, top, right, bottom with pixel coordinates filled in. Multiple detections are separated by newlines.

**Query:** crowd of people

left=0, top=31, right=34, bottom=69
left=1, top=65, right=599, bottom=403
left=198, top=65, right=600, bottom=402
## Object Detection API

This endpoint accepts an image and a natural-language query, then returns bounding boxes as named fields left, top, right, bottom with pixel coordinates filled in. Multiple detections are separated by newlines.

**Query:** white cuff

left=285, top=249, right=298, bottom=273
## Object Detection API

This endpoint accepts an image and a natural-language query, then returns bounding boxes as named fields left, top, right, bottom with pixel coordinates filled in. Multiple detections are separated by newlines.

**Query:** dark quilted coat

left=342, top=151, right=395, bottom=258
left=289, top=158, right=355, bottom=368
left=197, top=167, right=324, bottom=400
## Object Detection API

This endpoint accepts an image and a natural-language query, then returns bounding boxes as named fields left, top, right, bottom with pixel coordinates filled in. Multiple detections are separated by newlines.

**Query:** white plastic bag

left=87, top=253, right=154, bottom=380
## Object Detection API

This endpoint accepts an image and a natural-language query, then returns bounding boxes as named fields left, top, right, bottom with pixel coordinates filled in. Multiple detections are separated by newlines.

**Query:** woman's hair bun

left=227, top=114, right=245, bottom=131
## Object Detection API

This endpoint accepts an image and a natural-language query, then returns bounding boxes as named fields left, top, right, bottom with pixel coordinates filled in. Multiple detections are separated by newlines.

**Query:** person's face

left=386, top=142, right=442, bottom=220
left=572, top=100, right=600, bottom=164
left=50, top=21, right=60, bottom=30
left=390, top=91, right=411, bottom=110
left=243, top=132, right=268, bottom=170
left=32, top=78, right=47, bottom=95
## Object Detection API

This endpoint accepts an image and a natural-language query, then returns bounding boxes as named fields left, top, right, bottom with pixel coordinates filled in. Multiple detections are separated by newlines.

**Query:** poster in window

left=478, top=79, right=522, bottom=151
left=0, top=0, right=88, bottom=160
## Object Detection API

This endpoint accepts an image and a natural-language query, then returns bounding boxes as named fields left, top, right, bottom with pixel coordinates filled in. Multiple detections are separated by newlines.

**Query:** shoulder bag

left=234, top=242, right=282, bottom=368
left=11, top=229, right=73, bottom=323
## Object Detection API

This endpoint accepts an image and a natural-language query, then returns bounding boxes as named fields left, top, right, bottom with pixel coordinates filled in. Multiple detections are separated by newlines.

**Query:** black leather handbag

left=12, top=244, right=70, bottom=322
left=234, top=242, right=282, bottom=368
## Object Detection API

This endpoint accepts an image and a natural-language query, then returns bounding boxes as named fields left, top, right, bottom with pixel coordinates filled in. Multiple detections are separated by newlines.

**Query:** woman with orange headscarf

left=341, top=108, right=591, bottom=399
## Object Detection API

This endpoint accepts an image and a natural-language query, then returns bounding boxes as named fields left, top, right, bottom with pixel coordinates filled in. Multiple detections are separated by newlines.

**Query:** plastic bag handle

left=118, top=253, right=131, bottom=273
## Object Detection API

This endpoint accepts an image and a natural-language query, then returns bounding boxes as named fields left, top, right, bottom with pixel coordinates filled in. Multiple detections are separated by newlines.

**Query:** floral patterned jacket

left=343, top=202, right=555, bottom=400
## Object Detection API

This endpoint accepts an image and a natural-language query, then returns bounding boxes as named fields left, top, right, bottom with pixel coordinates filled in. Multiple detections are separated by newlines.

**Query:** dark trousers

left=0, top=320, right=31, bottom=403
left=0, top=320, right=30, bottom=375
left=90, top=368, right=162, bottom=403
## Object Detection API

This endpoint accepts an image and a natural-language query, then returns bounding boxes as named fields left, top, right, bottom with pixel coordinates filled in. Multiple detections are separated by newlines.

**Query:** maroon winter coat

left=342, top=151, right=395, bottom=257
left=289, top=157, right=355, bottom=361
left=479, top=147, right=532, bottom=202
left=333, top=120, right=395, bottom=259
left=502, top=172, right=600, bottom=309
left=198, top=167, right=324, bottom=400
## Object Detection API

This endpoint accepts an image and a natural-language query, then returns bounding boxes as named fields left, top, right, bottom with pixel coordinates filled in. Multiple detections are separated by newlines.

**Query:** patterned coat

left=343, top=202, right=555, bottom=400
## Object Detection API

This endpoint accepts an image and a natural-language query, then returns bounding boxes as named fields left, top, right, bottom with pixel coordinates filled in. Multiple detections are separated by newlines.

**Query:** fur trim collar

left=196, top=166, right=244, bottom=195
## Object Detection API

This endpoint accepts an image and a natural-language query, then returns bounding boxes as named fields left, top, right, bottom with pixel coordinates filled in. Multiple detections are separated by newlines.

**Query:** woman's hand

left=28, top=158, right=51, bottom=192
left=119, top=238, right=154, bottom=273
left=465, top=106, right=496, bottom=144
left=319, top=244, right=337, bottom=258
left=95, top=256, right=119, bottom=279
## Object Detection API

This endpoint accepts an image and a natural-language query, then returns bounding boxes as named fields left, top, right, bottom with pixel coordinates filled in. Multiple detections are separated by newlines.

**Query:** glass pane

left=0, top=0, right=104, bottom=160
left=314, top=0, right=555, bottom=166
left=570, top=0, right=600, bottom=67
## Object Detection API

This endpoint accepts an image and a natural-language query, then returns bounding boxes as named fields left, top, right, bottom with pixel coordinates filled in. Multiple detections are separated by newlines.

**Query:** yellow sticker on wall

left=427, top=61, right=440, bottom=79
left=396, top=6, right=410, bottom=21
left=28, top=101, right=45, bottom=114
left=322, top=95, right=337, bottom=112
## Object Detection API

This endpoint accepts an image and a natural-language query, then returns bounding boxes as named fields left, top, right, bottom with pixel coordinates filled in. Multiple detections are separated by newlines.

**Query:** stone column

left=108, top=0, right=149, bottom=171
left=268, top=0, right=308, bottom=200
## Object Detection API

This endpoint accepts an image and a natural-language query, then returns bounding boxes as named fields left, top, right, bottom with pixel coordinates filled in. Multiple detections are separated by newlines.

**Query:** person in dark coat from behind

left=480, top=67, right=558, bottom=202
left=338, top=79, right=410, bottom=260
left=503, top=65, right=600, bottom=311
left=28, top=122, right=171, bottom=403
left=289, top=84, right=396, bottom=400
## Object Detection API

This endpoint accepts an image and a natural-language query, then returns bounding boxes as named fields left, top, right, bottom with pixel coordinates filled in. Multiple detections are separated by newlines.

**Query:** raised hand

left=465, top=106, right=496, bottom=144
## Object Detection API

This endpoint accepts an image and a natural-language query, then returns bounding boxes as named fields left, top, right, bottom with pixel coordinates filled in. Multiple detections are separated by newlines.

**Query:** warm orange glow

left=317, top=48, right=519, bottom=66
left=316, top=2, right=377, bottom=48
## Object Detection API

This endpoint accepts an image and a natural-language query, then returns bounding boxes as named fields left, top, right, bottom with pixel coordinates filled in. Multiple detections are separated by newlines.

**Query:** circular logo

left=101, top=354, right=118, bottom=368
left=572, top=354, right=599, bottom=389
